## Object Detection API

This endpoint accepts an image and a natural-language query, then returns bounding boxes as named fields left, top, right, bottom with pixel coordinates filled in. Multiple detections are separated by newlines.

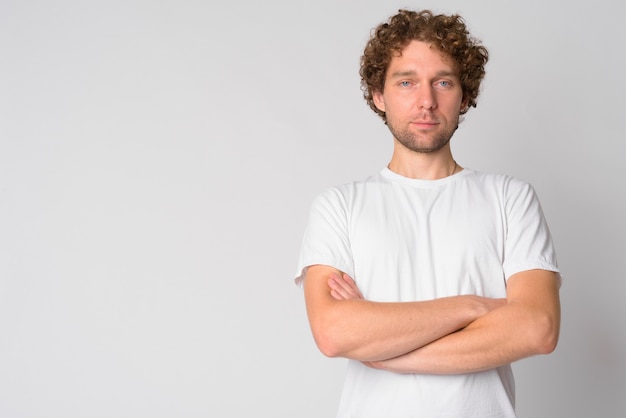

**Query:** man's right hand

left=327, top=272, right=506, bottom=317
left=305, top=264, right=509, bottom=361
left=328, top=272, right=364, bottom=301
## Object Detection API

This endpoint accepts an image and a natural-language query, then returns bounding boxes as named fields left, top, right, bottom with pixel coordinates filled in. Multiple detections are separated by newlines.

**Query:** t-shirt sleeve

left=502, top=180, right=561, bottom=284
left=293, top=187, right=354, bottom=288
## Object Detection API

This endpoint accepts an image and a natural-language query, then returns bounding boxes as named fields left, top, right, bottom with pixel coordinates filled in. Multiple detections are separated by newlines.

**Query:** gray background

left=1, top=0, right=624, bottom=417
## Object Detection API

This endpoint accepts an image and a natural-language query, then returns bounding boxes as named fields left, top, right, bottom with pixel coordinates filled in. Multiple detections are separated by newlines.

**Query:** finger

left=328, top=272, right=364, bottom=300
left=330, top=288, right=346, bottom=300
left=342, top=273, right=364, bottom=298
left=333, top=275, right=357, bottom=294
left=328, top=276, right=353, bottom=299
left=342, top=273, right=356, bottom=284
left=328, top=275, right=359, bottom=299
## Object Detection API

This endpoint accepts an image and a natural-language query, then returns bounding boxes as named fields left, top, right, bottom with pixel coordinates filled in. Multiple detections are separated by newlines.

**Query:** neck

left=387, top=143, right=461, bottom=180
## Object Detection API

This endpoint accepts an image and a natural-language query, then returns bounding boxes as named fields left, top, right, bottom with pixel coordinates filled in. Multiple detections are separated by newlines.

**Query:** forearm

left=312, top=298, right=487, bottom=361
left=367, top=271, right=561, bottom=374
left=304, top=266, right=502, bottom=361
left=415, top=307, right=531, bottom=374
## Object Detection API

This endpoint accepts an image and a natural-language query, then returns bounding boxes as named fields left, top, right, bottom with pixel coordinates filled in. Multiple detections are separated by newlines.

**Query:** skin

left=303, top=40, right=561, bottom=374
left=373, top=40, right=468, bottom=180
left=305, top=265, right=507, bottom=362
left=329, top=270, right=560, bottom=374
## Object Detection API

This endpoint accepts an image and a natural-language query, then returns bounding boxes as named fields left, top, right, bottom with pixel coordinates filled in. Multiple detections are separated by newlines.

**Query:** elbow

left=315, top=334, right=343, bottom=358
left=535, top=332, right=559, bottom=355
left=310, top=318, right=349, bottom=358
left=539, top=329, right=560, bottom=355
left=529, top=311, right=560, bottom=355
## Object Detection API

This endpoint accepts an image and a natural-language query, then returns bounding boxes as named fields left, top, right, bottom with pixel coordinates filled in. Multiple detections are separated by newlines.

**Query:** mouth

left=411, top=120, right=439, bottom=130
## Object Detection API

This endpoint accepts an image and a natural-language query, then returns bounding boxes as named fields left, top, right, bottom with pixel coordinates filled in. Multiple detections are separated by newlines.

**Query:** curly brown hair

left=360, top=9, right=489, bottom=121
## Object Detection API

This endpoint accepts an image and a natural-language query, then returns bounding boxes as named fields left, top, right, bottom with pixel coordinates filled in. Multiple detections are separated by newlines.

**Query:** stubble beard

left=387, top=117, right=459, bottom=154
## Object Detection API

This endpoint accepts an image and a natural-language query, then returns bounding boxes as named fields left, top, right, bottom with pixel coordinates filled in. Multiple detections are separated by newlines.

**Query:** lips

left=412, top=120, right=439, bottom=129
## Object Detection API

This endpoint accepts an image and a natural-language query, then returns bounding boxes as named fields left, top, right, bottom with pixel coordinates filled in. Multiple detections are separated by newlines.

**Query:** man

left=294, top=9, right=561, bottom=418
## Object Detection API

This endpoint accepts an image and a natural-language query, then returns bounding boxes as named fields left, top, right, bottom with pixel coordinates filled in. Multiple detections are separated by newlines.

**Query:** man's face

left=373, top=40, right=467, bottom=154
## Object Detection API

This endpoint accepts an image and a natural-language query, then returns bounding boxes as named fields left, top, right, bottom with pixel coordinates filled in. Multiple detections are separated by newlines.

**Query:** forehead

left=388, top=40, right=458, bottom=74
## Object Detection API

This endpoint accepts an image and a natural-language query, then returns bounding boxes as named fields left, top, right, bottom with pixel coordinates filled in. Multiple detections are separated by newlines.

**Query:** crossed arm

left=303, top=264, right=561, bottom=374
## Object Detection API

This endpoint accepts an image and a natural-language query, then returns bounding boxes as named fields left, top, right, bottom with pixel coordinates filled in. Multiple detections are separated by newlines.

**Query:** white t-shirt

left=295, top=167, right=560, bottom=418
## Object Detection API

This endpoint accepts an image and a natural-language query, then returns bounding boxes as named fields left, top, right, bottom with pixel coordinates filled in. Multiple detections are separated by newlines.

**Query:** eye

left=437, top=80, right=452, bottom=88
left=399, top=81, right=412, bottom=87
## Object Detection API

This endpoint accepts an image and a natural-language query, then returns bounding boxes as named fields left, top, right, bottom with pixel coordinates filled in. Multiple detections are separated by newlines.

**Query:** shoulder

left=462, top=169, right=527, bottom=186
left=464, top=171, right=550, bottom=226
left=462, top=169, right=536, bottom=196
left=310, top=171, right=386, bottom=206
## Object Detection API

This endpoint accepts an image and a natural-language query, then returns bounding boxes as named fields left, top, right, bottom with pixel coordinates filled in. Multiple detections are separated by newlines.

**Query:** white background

left=1, top=0, right=625, bottom=417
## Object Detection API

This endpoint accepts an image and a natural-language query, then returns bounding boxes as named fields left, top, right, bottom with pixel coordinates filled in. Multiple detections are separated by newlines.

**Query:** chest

left=346, top=186, right=508, bottom=300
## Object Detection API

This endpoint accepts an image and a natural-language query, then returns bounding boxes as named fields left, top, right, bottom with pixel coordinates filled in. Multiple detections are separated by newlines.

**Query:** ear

left=373, top=90, right=385, bottom=112
left=460, top=97, right=469, bottom=112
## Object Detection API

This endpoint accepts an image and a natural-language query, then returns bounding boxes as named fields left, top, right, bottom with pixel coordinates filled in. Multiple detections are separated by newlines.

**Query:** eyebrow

left=389, top=70, right=458, bottom=79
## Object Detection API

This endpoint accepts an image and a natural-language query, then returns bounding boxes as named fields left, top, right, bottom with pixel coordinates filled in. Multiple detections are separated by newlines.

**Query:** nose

left=418, top=85, right=436, bottom=110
